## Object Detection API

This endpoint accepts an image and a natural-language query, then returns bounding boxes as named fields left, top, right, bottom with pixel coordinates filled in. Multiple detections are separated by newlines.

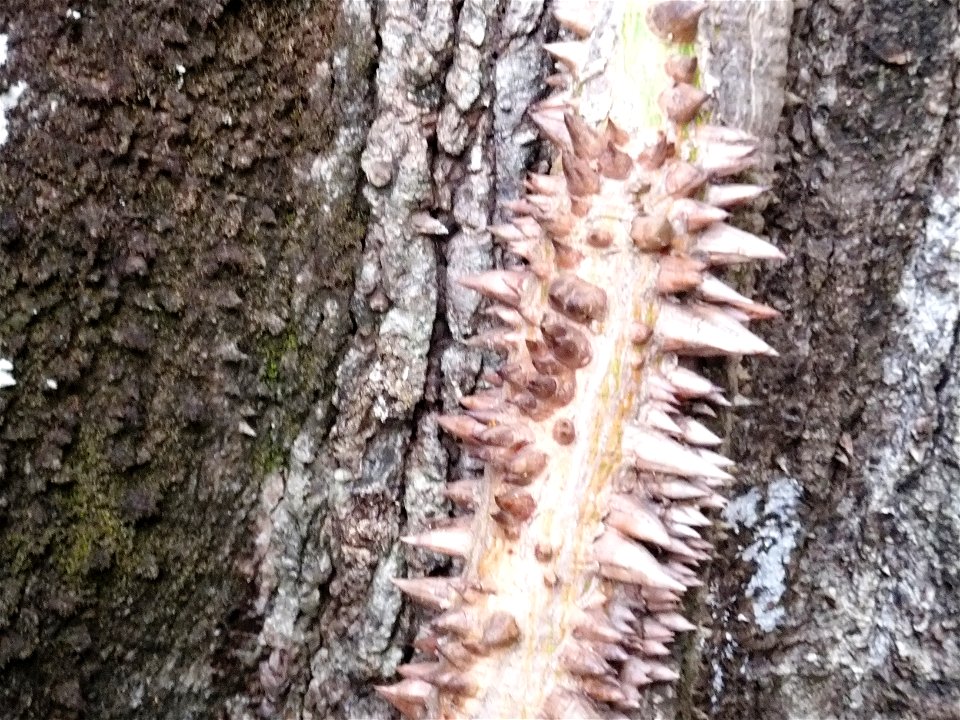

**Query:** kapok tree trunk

left=0, top=1, right=956, bottom=719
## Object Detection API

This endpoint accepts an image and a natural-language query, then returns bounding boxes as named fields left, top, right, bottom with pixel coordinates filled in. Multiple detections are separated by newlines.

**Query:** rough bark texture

left=0, top=1, right=957, bottom=719
left=702, top=2, right=960, bottom=719
left=0, top=1, right=372, bottom=717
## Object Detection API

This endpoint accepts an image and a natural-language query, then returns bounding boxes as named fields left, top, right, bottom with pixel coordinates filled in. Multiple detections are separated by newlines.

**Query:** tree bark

left=702, top=2, right=960, bottom=719
left=0, top=1, right=956, bottom=719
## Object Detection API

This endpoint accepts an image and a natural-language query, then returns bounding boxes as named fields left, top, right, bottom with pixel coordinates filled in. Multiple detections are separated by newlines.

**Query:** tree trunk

left=0, top=1, right=956, bottom=719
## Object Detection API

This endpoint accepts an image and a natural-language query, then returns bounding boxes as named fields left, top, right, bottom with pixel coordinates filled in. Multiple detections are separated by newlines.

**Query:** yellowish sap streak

left=614, top=1, right=698, bottom=133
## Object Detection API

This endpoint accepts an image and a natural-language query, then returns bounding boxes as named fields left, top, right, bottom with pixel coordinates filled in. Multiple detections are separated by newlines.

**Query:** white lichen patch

left=0, top=32, right=28, bottom=148
left=723, top=485, right=761, bottom=528
left=0, top=358, right=14, bottom=388
left=726, top=477, right=802, bottom=632
left=881, top=161, right=960, bottom=491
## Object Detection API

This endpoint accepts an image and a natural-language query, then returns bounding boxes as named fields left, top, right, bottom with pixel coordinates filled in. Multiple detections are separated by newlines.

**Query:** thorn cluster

left=379, top=2, right=783, bottom=717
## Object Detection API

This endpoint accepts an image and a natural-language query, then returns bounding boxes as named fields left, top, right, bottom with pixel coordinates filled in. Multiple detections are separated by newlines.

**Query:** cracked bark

left=0, top=1, right=957, bottom=719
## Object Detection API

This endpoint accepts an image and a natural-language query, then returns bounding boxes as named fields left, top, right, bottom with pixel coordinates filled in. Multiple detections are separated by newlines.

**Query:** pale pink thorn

left=581, top=677, right=636, bottom=708
left=506, top=238, right=552, bottom=279
left=459, top=390, right=504, bottom=413
left=697, top=222, right=786, bottom=262
left=694, top=300, right=765, bottom=330
left=694, top=474, right=728, bottom=489
left=640, top=640, right=671, bottom=656
left=623, top=426, right=733, bottom=480
left=621, top=658, right=653, bottom=687
left=525, top=192, right=567, bottom=215
left=391, top=576, right=457, bottom=611
left=608, top=602, right=638, bottom=633
left=443, top=479, right=480, bottom=509
left=697, top=139, right=755, bottom=165
left=457, top=270, right=533, bottom=307
left=483, top=304, right=525, bottom=328
left=666, top=537, right=702, bottom=561
left=544, top=40, right=589, bottom=76
left=701, top=153, right=758, bottom=178
left=608, top=493, right=673, bottom=548
left=643, top=405, right=682, bottom=435
left=688, top=537, right=714, bottom=552
left=707, top=391, right=732, bottom=407
left=543, top=688, right=599, bottom=720
left=596, top=642, right=630, bottom=663
left=431, top=669, right=477, bottom=695
left=704, top=183, right=769, bottom=208
left=656, top=611, right=697, bottom=633
left=529, top=108, right=572, bottom=148
left=535, top=91, right=574, bottom=112
left=595, top=528, right=687, bottom=593
left=674, top=416, right=723, bottom=447
left=666, top=560, right=698, bottom=580
left=691, top=401, right=718, bottom=417
left=699, top=274, right=781, bottom=319
left=640, top=617, right=675, bottom=640
left=723, top=307, right=754, bottom=324
left=698, top=492, right=728, bottom=510
left=401, top=519, right=473, bottom=559
left=641, top=590, right=682, bottom=609
left=667, top=198, right=729, bottom=232
left=647, top=382, right=679, bottom=405
left=665, top=505, right=711, bottom=527
left=561, top=642, right=612, bottom=677
left=647, top=662, right=681, bottom=683
left=573, top=609, right=625, bottom=644
left=436, top=413, right=486, bottom=442
left=554, top=1, right=597, bottom=36
left=648, top=479, right=711, bottom=500
left=525, top=173, right=567, bottom=196
left=374, top=679, right=432, bottom=719
left=694, top=447, right=734, bottom=468
left=657, top=302, right=778, bottom=357
left=646, top=374, right=679, bottom=405
left=647, top=600, right=686, bottom=612
left=488, top=222, right=526, bottom=243
left=465, top=329, right=527, bottom=354
left=503, top=198, right=537, bottom=216
left=650, top=400, right=682, bottom=420
left=664, top=365, right=719, bottom=398
left=431, top=607, right=475, bottom=637
left=668, top=521, right=701, bottom=540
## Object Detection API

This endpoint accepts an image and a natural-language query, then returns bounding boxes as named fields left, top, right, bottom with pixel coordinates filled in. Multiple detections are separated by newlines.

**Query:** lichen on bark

left=0, top=1, right=369, bottom=716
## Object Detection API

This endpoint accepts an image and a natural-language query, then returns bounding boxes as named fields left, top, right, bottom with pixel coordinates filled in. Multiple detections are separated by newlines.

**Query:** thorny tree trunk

left=0, top=1, right=956, bottom=719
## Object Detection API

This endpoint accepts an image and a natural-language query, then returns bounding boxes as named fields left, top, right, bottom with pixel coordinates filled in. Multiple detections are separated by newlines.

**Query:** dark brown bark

left=0, top=1, right=372, bottom=717
left=0, top=1, right=957, bottom=719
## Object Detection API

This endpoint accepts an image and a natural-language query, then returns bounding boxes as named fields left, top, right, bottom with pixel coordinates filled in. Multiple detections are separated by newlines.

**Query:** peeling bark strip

left=380, top=2, right=785, bottom=717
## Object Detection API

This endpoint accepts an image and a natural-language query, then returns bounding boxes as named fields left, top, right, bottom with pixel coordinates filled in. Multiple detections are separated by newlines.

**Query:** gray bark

left=703, top=2, right=960, bottom=719
left=0, top=1, right=957, bottom=719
